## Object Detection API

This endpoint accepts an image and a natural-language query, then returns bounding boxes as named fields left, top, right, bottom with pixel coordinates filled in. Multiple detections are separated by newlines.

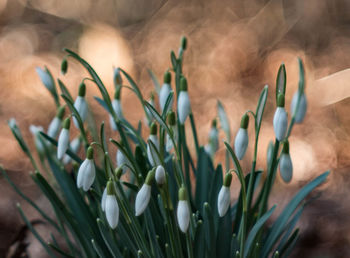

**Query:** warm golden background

left=1, top=0, right=350, bottom=257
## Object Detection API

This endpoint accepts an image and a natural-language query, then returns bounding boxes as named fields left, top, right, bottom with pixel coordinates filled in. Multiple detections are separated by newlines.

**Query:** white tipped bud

left=273, top=107, right=288, bottom=141
left=47, top=117, right=61, bottom=138
left=135, top=184, right=152, bottom=216
left=159, top=83, right=173, bottom=112
left=155, top=165, right=166, bottom=185
left=291, top=92, right=307, bottom=123
left=73, top=96, right=88, bottom=128
left=57, top=128, right=70, bottom=160
left=147, top=135, right=160, bottom=166
left=36, top=67, right=54, bottom=91
left=101, top=188, right=107, bottom=212
left=177, top=200, right=190, bottom=233
left=106, top=194, right=119, bottom=229
left=279, top=153, right=293, bottom=183
left=217, top=186, right=231, bottom=217
left=234, top=128, right=249, bottom=160
left=177, top=91, right=191, bottom=124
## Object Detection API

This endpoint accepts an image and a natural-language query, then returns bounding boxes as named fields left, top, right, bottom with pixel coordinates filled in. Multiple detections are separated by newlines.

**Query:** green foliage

left=3, top=37, right=330, bottom=258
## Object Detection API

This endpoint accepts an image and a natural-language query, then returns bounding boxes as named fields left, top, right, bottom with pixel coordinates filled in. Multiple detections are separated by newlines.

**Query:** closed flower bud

left=77, top=147, right=96, bottom=191
left=105, top=181, right=119, bottom=229
left=166, top=111, right=177, bottom=152
left=147, top=123, right=160, bottom=166
left=57, top=118, right=70, bottom=160
left=177, top=77, right=191, bottom=124
left=177, top=187, right=190, bottom=233
left=101, top=187, right=107, bottom=212
left=35, top=67, right=54, bottom=91
left=73, top=83, right=88, bottom=128
left=155, top=165, right=166, bottom=185
left=234, top=114, right=249, bottom=160
left=48, top=106, right=65, bottom=138
left=135, top=169, right=155, bottom=216
left=279, top=141, right=293, bottom=183
left=273, top=94, right=288, bottom=141
left=218, top=173, right=232, bottom=217
left=290, top=91, right=307, bottom=123
left=63, top=136, right=82, bottom=164
left=159, top=71, right=173, bottom=112
left=29, top=125, right=45, bottom=153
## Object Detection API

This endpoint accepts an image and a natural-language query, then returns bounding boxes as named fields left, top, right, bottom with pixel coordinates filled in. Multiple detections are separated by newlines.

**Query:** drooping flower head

left=279, top=140, right=293, bottom=183
left=73, top=82, right=88, bottom=128
left=57, top=117, right=71, bottom=160
left=76, top=146, right=96, bottom=191
left=135, top=169, right=155, bottom=216
left=147, top=122, right=160, bottom=166
left=273, top=93, right=288, bottom=141
left=177, top=76, right=191, bottom=124
left=177, top=186, right=190, bottom=233
left=218, top=173, right=232, bottom=217
left=234, top=113, right=249, bottom=160
left=48, top=105, right=65, bottom=138
left=105, top=180, right=119, bottom=229
left=159, top=71, right=173, bottom=112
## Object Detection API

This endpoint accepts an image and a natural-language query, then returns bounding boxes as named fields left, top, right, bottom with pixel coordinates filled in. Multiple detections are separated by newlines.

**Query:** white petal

left=234, top=128, right=249, bottom=160
left=106, top=195, right=119, bottom=229
left=47, top=117, right=61, bottom=138
left=178, top=91, right=191, bottom=124
left=112, top=99, right=123, bottom=119
left=279, top=153, right=293, bottom=183
left=36, top=67, right=53, bottom=91
left=217, top=186, right=231, bottom=217
left=155, top=165, right=166, bottom=185
left=273, top=107, right=288, bottom=141
left=159, top=83, right=173, bottom=112
left=101, top=188, right=107, bottom=212
left=177, top=200, right=190, bottom=233
left=135, top=184, right=151, bottom=216
left=77, top=159, right=95, bottom=191
left=290, top=92, right=307, bottom=124
left=57, top=129, right=69, bottom=159
left=73, top=96, right=88, bottom=127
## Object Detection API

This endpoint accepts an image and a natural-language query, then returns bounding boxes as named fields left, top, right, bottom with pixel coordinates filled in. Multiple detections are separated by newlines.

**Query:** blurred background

left=1, top=0, right=350, bottom=256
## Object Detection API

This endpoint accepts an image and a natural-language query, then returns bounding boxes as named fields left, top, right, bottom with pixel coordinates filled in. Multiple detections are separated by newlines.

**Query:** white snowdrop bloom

left=290, top=91, right=307, bottom=124
left=57, top=118, right=70, bottom=160
left=217, top=173, right=232, bottom=217
left=159, top=71, right=173, bottom=112
left=135, top=169, right=155, bottom=216
left=147, top=123, right=160, bottom=166
left=155, top=165, right=166, bottom=185
left=29, top=125, right=45, bottom=153
left=73, top=83, right=88, bottom=128
left=166, top=112, right=177, bottom=152
left=177, top=77, right=191, bottom=124
left=47, top=106, right=65, bottom=138
left=116, top=149, right=128, bottom=173
left=77, top=147, right=96, bottom=191
left=234, top=114, right=249, bottom=160
left=177, top=187, right=190, bottom=233
left=36, top=67, right=54, bottom=91
left=273, top=94, right=288, bottom=141
left=105, top=181, right=119, bottom=229
left=101, top=187, right=107, bottom=212
left=63, top=136, right=82, bottom=164
left=279, top=141, right=293, bottom=183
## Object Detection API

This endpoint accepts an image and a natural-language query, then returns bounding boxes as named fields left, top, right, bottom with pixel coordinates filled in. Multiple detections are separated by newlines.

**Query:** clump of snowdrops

left=2, top=36, right=330, bottom=258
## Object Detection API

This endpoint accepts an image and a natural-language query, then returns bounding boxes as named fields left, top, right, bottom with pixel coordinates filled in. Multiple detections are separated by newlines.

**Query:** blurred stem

left=189, top=113, right=200, bottom=157
left=186, top=231, right=194, bottom=258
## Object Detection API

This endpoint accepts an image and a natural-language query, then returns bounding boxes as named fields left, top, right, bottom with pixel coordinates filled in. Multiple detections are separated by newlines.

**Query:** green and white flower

left=135, top=169, right=155, bottom=216
left=177, top=77, right=191, bottom=124
left=234, top=114, right=249, bottom=160
left=273, top=93, right=288, bottom=141
left=57, top=117, right=70, bottom=160
left=77, top=147, right=96, bottom=191
left=218, top=173, right=232, bottom=217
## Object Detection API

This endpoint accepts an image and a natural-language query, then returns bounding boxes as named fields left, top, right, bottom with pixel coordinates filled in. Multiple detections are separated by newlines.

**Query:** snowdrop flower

left=116, top=148, right=128, bottom=173
left=177, top=186, right=190, bottom=233
left=218, top=173, right=232, bottom=217
left=234, top=114, right=249, bottom=160
left=63, top=136, right=82, bottom=164
left=48, top=105, right=65, bottom=138
left=29, top=125, right=45, bottom=154
left=273, top=93, right=288, bottom=141
left=159, top=71, right=173, bottom=112
left=77, top=147, right=96, bottom=191
left=177, top=77, right=191, bottom=124
left=279, top=141, right=293, bottom=183
left=101, top=187, right=107, bottom=212
left=105, top=180, right=119, bottom=229
left=57, top=118, right=70, bottom=160
left=109, top=86, right=123, bottom=131
left=155, top=165, right=166, bottom=185
left=36, top=67, right=54, bottom=92
left=290, top=91, right=307, bottom=124
left=166, top=111, right=177, bottom=152
left=205, top=119, right=219, bottom=157
left=147, top=123, right=160, bottom=166
left=135, top=169, right=155, bottom=216
left=73, top=82, right=88, bottom=128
